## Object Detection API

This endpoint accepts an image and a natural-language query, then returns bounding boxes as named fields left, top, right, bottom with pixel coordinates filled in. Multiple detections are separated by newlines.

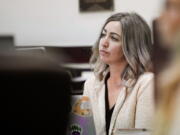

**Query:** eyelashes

left=111, top=36, right=119, bottom=41
left=100, top=33, right=119, bottom=42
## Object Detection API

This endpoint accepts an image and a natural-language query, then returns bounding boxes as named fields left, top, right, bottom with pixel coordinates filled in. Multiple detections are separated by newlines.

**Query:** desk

left=61, top=63, right=93, bottom=78
left=62, top=63, right=93, bottom=95
left=62, top=63, right=93, bottom=70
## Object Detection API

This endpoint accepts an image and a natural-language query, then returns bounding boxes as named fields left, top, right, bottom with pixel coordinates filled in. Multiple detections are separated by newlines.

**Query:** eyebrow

left=103, top=29, right=121, bottom=38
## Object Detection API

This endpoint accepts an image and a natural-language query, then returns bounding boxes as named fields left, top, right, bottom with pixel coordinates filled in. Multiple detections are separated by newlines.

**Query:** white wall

left=0, top=0, right=164, bottom=46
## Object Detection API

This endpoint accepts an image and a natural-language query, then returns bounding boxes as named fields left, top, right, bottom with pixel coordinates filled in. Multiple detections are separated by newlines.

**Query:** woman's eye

left=111, top=36, right=119, bottom=41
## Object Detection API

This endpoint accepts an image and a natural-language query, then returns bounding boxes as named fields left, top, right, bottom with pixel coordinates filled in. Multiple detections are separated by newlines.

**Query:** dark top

left=105, top=74, right=115, bottom=135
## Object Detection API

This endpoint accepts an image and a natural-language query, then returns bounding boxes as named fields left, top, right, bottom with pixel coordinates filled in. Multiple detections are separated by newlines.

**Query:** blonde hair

left=90, top=12, right=153, bottom=85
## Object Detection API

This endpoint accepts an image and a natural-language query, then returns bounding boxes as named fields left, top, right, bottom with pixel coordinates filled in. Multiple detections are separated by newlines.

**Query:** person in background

left=83, top=12, right=154, bottom=135
left=153, top=0, right=180, bottom=134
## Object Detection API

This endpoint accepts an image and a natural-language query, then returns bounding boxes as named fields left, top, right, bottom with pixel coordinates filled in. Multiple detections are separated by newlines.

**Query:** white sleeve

left=83, top=75, right=96, bottom=97
left=135, top=73, right=155, bottom=129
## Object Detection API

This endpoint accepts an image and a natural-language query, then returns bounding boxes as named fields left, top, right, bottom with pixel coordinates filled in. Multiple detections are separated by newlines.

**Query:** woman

left=83, top=12, right=154, bottom=135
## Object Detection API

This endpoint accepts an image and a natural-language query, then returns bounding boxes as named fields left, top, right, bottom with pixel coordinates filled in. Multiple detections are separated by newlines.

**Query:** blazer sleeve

left=135, top=73, right=155, bottom=129
left=83, top=75, right=95, bottom=97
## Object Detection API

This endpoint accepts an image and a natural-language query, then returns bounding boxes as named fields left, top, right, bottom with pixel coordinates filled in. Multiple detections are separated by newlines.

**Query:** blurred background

left=1, top=0, right=179, bottom=134
left=0, top=0, right=163, bottom=46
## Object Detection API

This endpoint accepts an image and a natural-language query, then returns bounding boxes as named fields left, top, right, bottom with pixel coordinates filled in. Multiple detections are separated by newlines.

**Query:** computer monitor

left=0, top=53, right=71, bottom=135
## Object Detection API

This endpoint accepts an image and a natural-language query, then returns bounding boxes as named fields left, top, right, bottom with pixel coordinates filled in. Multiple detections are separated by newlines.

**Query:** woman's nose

left=102, top=37, right=109, bottom=48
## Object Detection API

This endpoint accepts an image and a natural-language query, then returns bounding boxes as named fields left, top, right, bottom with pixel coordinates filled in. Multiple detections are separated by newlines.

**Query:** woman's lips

left=99, top=50, right=109, bottom=56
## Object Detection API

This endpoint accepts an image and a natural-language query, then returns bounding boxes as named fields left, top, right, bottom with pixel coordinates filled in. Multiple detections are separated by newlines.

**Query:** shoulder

left=139, top=72, right=154, bottom=80
left=83, top=74, right=100, bottom=96
left=137, top=72, right=154, bottom=85
left=135, top=72, right=154, bottom=97
left=84, top=74, right=97, bottom=87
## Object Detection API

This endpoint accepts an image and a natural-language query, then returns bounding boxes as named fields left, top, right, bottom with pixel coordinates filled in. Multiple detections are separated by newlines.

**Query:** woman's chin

left=100, top=57, right=110, bottom=64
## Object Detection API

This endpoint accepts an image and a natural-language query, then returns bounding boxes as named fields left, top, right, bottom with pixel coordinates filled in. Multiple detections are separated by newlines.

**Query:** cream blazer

left=83, top=72, right=154, bottom=135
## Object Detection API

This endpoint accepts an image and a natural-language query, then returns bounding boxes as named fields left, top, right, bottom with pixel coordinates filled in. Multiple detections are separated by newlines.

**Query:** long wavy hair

left=90, top=12, right=153, bottom=85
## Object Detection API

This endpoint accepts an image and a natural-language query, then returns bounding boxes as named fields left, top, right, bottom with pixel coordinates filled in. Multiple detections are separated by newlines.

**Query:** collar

left=102, top=68, right=136, bottom=88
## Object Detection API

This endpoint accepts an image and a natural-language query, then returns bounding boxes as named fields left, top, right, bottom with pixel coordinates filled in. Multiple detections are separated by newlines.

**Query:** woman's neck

left=108, top=61, right=127, bottom=83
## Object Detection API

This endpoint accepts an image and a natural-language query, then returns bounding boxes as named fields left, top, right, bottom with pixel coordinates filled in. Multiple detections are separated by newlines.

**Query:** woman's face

left=99, top=21, right=125, bottom=65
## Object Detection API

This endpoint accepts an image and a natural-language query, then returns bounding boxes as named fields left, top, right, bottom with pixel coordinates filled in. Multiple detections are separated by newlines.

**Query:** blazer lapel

left=96, top=83, right=106, bottom=128
left=109, top=86, right=127, bottom=135
left=93, top=81, right=106, bottom=135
